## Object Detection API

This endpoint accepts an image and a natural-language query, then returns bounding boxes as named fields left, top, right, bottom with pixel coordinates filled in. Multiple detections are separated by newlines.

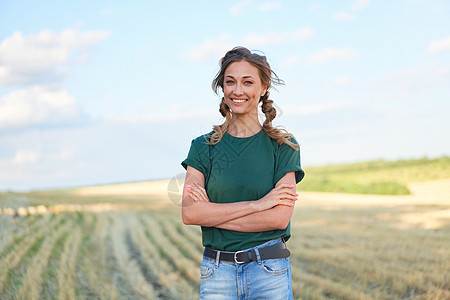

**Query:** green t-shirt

left=182, top=130, right=305, bottom=251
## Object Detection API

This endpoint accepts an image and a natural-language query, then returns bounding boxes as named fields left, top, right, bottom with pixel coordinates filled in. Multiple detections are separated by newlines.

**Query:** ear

left=261, top=85, right=268, bottom=97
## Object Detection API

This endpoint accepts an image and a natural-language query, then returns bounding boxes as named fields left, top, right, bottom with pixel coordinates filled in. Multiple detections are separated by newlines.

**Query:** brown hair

left=208, top=46, right=299, bottom=150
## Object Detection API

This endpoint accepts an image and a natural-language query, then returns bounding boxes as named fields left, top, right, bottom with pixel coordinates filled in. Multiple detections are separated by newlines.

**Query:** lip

left=231, top=98, right=248, bottom=104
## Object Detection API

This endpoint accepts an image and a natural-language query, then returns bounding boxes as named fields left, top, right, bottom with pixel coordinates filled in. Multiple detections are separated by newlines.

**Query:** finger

left=193, top=181, right=205, bottom=190
left=284, top=198, right=297, bottom=205
left=277, top=200, right=295, bottom=207
left=190, top=187, right=209, bottom=202
left=194, top=181, right=209, bottom=199
left=194, top=181, right=207, bottom=197
left=280, top=189, right=298, bottom=197
left=190, top=188, right=204, bottom=199
left=280, top=196, right=298, bottom=202
left=279, top=192, right=298, bottom=201
left=278, top=187, right=299, bottom=197
left=189, top=193, right=198, bottom=202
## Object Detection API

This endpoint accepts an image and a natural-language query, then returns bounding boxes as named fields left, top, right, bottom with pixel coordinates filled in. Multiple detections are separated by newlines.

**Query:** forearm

left=182, top=199, right=259, bottom=227
left=214, top=205, right=294, bottom=232
left=182, top=167, right=297, bottom=228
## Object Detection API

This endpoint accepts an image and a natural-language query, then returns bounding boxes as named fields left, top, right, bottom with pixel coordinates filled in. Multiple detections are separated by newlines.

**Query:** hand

left=186, top=181, right=210, bottom=202
left=255, top=183, right=298, bottom=211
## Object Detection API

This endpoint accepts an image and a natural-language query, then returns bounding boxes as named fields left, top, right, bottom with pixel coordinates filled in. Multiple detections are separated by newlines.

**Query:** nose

left=233, top=83, right=243, bottom=95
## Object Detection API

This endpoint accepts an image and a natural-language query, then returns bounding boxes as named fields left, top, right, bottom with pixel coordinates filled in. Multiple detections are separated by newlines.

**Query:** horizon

left=2, top=154, right=447, bottom=193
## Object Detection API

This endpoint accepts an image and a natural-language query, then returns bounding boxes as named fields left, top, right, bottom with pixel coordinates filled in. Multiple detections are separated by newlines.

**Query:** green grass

left=1, top=156, right=449, bottom=206
left=299, top=156, right=450, bottom=195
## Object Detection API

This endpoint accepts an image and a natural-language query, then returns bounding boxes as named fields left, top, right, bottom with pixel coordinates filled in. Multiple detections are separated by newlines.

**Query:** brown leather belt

left=203, top=242, right=290, bottom=264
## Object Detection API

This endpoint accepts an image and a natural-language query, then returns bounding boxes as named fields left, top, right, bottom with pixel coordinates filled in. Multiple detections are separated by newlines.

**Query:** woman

left=181, top=46, right=304, bottom=299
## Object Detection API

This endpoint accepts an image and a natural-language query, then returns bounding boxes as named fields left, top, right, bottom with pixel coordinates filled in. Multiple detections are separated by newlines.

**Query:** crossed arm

left=181, top=166, right=298, bottom=232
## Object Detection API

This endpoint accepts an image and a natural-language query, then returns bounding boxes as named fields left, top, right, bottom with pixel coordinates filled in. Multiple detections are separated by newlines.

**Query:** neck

left=228, top=113, right=262, bottom=137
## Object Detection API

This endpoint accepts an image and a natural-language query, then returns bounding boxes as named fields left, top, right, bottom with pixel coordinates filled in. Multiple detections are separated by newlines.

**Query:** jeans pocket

left=261, top=258, right=289, bottom=275
left=200, top=258, right=215, bottom=279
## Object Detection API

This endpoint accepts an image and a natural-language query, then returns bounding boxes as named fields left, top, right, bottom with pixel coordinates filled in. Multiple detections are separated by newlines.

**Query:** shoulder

left=192, top=131, right=213, bottom=143
left=281, top=135, right=299, bottom=151
left=190, top=132, right=213, bottom=150
left=261, top=131, right=299, bottom=152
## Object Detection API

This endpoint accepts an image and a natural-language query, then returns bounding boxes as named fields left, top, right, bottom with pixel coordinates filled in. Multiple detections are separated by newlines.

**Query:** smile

left=232, top=98, right=247, bottom=103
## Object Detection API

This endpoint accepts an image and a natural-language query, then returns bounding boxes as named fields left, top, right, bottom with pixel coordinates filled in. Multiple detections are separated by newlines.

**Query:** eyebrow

left=225, top=75, right=255, bottom=79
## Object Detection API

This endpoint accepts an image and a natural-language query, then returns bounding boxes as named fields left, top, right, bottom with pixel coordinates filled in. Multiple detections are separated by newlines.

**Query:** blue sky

left=0, top=0, right=449, bottom=191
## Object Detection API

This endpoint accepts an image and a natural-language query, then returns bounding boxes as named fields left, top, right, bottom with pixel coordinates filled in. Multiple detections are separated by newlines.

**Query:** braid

left=260, top=93, right=299, bottom=150
left=261, top=92, right=276, bottom=128
left=208, top=98, right=231, bottom=145
left=219, top=97, right=230, bottom=118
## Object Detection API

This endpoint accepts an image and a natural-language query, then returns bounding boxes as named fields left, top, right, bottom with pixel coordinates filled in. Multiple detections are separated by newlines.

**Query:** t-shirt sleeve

left=274, top=140, right=305, bottom=185
left=181, top=137, right=209, bottom=178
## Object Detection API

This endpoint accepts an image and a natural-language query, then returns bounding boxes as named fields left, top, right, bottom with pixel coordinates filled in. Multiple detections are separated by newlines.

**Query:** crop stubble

left=0, top=178, right=449, bottom=299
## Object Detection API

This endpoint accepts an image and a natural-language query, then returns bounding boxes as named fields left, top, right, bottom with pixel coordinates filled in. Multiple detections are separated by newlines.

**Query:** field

left=1, top=159, right=450, bottom=299
left=299, top=156, right=450, bottom=195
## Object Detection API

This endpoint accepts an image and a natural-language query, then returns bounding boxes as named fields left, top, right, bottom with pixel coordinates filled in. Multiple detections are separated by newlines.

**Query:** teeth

left=232, top=99, right=246, bottom=103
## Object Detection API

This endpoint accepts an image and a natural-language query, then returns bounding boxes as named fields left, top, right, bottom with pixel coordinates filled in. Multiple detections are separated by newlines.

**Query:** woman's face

left=223, top=60, right=267, bottom=117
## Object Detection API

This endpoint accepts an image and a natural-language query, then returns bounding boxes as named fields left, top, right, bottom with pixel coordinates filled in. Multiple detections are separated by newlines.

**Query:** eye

left=244, top=81, right=253, bottom=85
left=225, top=80, right=234, bottom=85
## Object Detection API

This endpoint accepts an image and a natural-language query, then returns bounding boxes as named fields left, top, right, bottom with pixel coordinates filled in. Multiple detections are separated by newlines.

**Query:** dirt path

left=72, top=178, right=450, bottom=206
left=74, top=180, right=171, bottom=198
left=299, top=179, right=450, bottom=207
left=299, top=179, right=450, bottom=231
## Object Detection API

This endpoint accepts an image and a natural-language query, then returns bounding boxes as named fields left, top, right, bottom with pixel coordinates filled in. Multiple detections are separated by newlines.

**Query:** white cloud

left=50, top=148, right=77, bottom=161
left=230, top=0, right=254, bottom=16
left=334, top=11, right=354, bottom=21
left=333, top=0, right=369, bottom=22
left=280, top=55, right=302, bottom=69
left=11, top=150, right=39, bottom=165
left=244, top=27, right=314, bottom=47
left=258, top=2, right=283, bottom=11
left=305, top=47, right=358, bottom=64
left=188, top=34, right=235, bottom=62
left=0, top=85, right=80, bottom=131
left=352, top=0, right=370, bottom=11
left=0, top=29, right=110, bottom=87
left=374, top=65, right=450, bottom=89
left=428, top=36, right=450, bottom=54
left=332, top=76, right=353, bottom=86
left=310, top=3, right=320, bottom=11
left=373, top=65, right=450, bottom=101
left=100, top=7, right=113, bottom=15
left=189, top=28, right=314, bottom=62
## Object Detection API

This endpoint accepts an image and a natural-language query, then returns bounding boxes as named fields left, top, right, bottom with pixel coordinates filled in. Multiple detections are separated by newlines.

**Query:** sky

left=0, top=0, right=449, bottom=191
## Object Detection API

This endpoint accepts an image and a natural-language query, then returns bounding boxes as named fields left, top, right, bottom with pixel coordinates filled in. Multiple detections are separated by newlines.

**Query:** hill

left=298, top=156, right=450, bottom=195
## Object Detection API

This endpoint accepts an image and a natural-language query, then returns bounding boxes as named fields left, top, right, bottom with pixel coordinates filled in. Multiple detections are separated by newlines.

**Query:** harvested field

left=0, top=178, right=449, bottom=299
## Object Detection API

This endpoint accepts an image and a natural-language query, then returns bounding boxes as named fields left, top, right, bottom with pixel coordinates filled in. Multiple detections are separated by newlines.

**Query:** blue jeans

left=199, top=238, right=293, bottom=300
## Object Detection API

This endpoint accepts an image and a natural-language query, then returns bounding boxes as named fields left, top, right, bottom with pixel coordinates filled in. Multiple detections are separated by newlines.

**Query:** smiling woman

left=209, top=47, right=299, bottom=150
left=181, top=46, right=305, bottom=299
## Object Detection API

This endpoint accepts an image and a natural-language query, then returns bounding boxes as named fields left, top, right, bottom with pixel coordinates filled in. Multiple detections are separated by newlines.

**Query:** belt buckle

left=234, top=250, right=246, bottom=264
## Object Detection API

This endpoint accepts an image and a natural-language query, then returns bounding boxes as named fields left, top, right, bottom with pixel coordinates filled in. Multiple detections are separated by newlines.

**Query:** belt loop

left=254, top=248, right=262, bottom=265
left=215, top=250, right=221, bottom=268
